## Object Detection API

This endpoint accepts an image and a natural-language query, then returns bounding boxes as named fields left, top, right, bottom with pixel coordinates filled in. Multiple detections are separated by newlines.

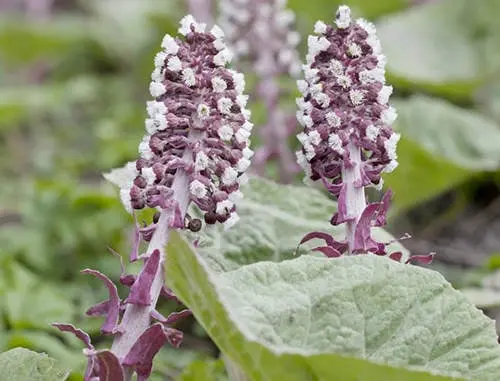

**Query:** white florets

left=217, top=97, right=233, bottom=115
left=216, top=199, right=234, bottom=215
left=337, top=74, right=352, bottom=89
left=235, top=128, right=251, bottom=143
left=182, top=68, right=196, bottom=87
left=149, top=81, right=166, bottom=97
left=314, top=20, right=328, bottom=34
left=377, top=85, right=393, bottom=105
left=151, top=68, right=162, bottom=82
left=359, top=68, right=385, bottom=84
left=223, top=212, right=240, bottom=230
left=335, top=5, right=351, bottom=29
left=384, top=133, right=400, bottom=160
left=328, top=133, right=344, bottom=154
left=197, top=104, right=210, bottom=119
left=142, top=167, right=156, bottom=185
left=381, top=106, right=398, bottom=125
left=120, top=189, right=133, bottom=214
left=349, top=89, right=365, bottom=106
left=313, top=92, right=330, bottom=108
left=161, top=35, right=179, bottom=55
left=154, top=52, right=168, bottom=68
left=218, top=125, right=234, bottom=141
left=325, top=111, right=341, bottom=128
left=139, top=136, right=153, bottom=160
left=189, top=180, right=207, bottom=198
left=211, top=77, right=227, bottom=92
left=147, top=101, right=167, bottom=117
left=366, top=124, right=379, bottom=141
left=167, top=56, right=183, bottom=72
left=236, top=157, right=251, bottom=172
left=347, top=43, right=362, bottom=58
left=357, top=19, right=376, bottom=36
left=194, top=151, right=209, bottom=171
left=242, top=146, right=254, bottom=159
left=210, top=25, right=225, bottom=39
left=214, top=49, right=233, bottom=66
left=222, top=167, right=238, bottom=185
left=329, top=60, right=344, bottom=76
left=145, top=115, right=167, bottom=134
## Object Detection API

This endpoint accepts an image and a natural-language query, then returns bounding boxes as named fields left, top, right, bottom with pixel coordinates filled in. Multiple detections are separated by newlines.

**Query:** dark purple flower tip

left=113, top=16, right=253, bottom=232
left=81, top=269, right=121, bottom=335
left=219, top=0, right=302, bottom=77
left=295, top=5, right=399, bottom=188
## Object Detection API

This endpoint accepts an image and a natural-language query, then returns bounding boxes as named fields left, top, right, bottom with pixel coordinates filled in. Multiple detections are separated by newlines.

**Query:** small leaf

left=166, top=232, right=500, bottom=381
left=0, top=347, right=69, bottom=381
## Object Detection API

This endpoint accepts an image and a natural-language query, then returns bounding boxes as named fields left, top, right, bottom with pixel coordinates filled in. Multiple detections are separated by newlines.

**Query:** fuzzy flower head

left=219, top=0, right=302, bottom=77
left=296, top=5, right=399, bottom=188
left=122, top=16, right=253, bottom=230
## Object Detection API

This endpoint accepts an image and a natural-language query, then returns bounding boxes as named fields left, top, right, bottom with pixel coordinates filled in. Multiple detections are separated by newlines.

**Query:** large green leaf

left=190, top=177, right=409, bottom=272
left=166, top=232, right=500, bottom=381
left=377, top=0, right=500, bottom=99
left=0, top=347, right=69, bottom=381
left=386, top=95, right=500, bottom=210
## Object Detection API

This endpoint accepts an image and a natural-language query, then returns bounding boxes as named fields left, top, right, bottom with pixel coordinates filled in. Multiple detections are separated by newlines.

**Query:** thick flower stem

left=110, top=171, right=191, bottom=380
left=341, top=141, right=367, bottom=254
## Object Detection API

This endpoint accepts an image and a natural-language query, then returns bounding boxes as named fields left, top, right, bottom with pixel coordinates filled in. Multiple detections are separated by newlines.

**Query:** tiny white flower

left=161, top=34, right=179, bottom=55
left=303, top=115, right=313, bottom=128
left=296, top=111, right=305, bottom=126
left=241, top=121, right=253, bottom=131
left=228, top=190, right=243, bottom=202
left=366, top=124, right=379, bottom=141
left=313, top=92, right=330, bottom=108
left=377, top=85, right=393, bottom=105
left=236, top=157, right=251, bottom=172
left=214, top=49, right=233, bottom=66
left=146, top=101, right=167, bottom=117
left=335, top=5, right=351, bottom=29
left=235, top=128, right=251, bottom=143
left=236, top=94, right=249, bottom=108
left=297, top=80, right=308, bottom=94
left=296, top=150, right=312, bottom=176
left=223, top=212, right=240, bottom=230
left=308, top=130, right=322, bottom=145
left=218, top=125, right=234, bottom=141
left=231, top=71, right=245, bottom=93
left=357, top=19, right=376, bottom=36
left=347, top=43, right=362, bottom=58
left=309, top=83, right=323, bottom=95
left=213, top=38, right=226, bottom=51
left=195, top=151, right=210, bottom=171
left=189, top=180, right=207, bottom=198
left=154, top=52, right=168, bottom=68
left=325, top=111, right=341, bottom=128
left=217, top=97, right=232, bottom=115
left=329, top=59, right=344, bottom=76
left=384, top=133, right=400, bottom=160
left=297, top=132, right=308, bottom=145
left=139, top=136, right=153, bottom=160
left=304, top=143, right=316, bottom=160
left=242, top=147, right=254, bottom=159
left=167, top=56, right=182, bottom=72
left=384, top=160, right=398, bottom=173
left=120, top=189, right=133, bottom=214
left=210, top=25, right=225, bottom=39
left=381, top=106, right=398, bottom=125
left=142, top=167, right=156, bottom=185
left=359, top=68, right=385, bottom=84
left=314, top=20, right=327, bottom=34
left=178, top=15, right=196, bottom=35
left=237, top=173, right=249, bottom=185
left=376, top=54, right=387, bottom=69
left=303, top=65, right=319, bottom=83
left=211, top=77, right=227, bottom=92
left=337, top=74, right=352, bottom=89
left=182, top=68, right=196, bottom=87
left=367, top=35, right=382, bottom=54
left=242, top=108, right=251, bottom=120
left=151, top=67, right=162, bottom=82
left=328, top=133, right=344, bottom=154
left=197, top=103, right=210, bottom=119
left=145, top=115, right=167, bottom=133
left=149, top=81, right=166, bottom=97
left=349, top=89, right=365, bottom=106
left=222, top=167, right=238, bottom=185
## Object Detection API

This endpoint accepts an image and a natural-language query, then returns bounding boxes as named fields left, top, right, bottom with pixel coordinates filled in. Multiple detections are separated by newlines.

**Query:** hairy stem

left=110, top=171, right=190, bottom=380
left=341, top=141, right=366, bottom=253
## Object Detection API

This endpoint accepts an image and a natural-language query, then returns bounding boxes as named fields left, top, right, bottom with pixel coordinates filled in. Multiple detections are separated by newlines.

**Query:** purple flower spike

left=296, top=5, right=432, bottom=264
left=117, top=15, right=253, bottom=231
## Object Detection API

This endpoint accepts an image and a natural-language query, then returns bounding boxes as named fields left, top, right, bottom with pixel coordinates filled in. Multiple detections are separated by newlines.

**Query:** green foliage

left=166, top=232, right=500, bottom=381
left=0, top=347, right=69, bottom=381
left=178, top=359, right=228, bottom=381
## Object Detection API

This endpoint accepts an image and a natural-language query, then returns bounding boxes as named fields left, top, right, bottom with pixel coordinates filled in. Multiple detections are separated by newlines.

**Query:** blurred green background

left=2, top=0, right=500, bottom=379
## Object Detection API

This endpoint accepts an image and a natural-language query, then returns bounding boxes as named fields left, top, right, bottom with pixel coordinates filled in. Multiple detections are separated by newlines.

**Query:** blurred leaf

left=177, top=359, right=227, bottom=381
left=188, top=177, right=409, bottom=272
left=166, top=233, right=500, bottom=381
left=0, top=347, right=69, bottom=381
left=461, top=288, right=500, bottom=309
left=378, top=0, right=500, bottom=99
left=386, top=95, right=500, bottom=210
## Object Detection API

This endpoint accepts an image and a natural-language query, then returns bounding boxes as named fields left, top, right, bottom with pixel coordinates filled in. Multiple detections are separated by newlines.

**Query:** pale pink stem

left=341, top=142, right=367, bottom=253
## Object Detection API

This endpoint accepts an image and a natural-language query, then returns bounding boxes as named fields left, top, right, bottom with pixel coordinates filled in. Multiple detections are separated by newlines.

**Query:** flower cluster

left=121, top=14, right=253, bottom=230
left=296, top=5, right=432, bottom=264
left=54, top=15, right=253, bottom=381
left=219, top=0, right=301, bottom=77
